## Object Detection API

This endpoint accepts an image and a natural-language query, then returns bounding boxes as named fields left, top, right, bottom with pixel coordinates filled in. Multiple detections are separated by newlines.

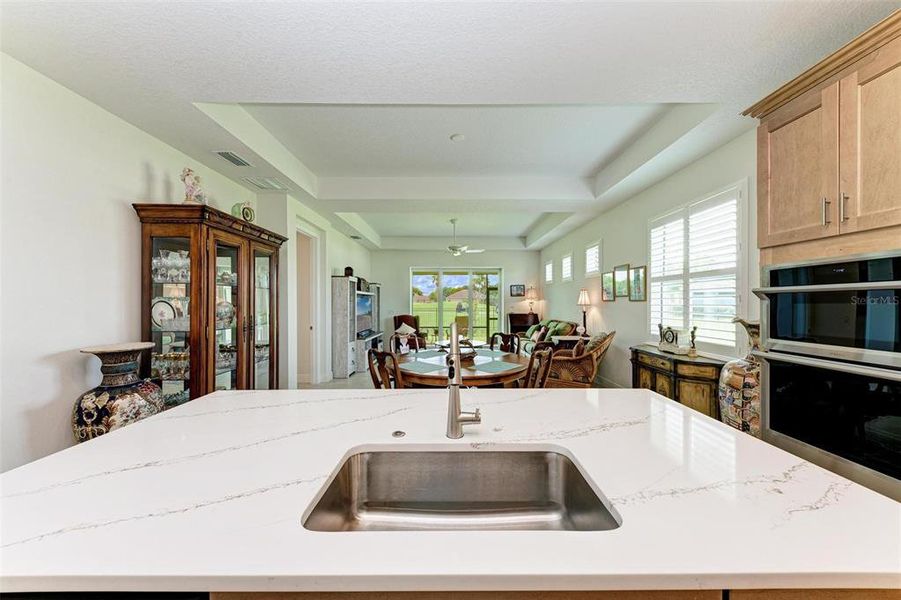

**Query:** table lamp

left=577, top=288, right=590, bottom=335
left=525, top=286, right=537, bottom=314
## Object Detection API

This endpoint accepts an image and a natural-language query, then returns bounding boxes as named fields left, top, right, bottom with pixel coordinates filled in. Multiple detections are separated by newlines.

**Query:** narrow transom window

left=561, top=254, right=573, bottom=281
left=585, top=242, right=600, bottom=276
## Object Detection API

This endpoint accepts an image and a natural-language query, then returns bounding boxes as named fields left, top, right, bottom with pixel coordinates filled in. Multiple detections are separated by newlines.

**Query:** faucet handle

left=461, top=408, right=481, bottom=425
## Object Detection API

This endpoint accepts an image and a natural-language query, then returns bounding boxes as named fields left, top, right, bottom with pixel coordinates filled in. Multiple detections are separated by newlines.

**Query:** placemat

left=399, top=361, right=446, bottom=374
left=406, top=349, right=443, bottom=359
left=476, top=349, right=507, bottom=358
left=475, top=360, right=524, bottom=374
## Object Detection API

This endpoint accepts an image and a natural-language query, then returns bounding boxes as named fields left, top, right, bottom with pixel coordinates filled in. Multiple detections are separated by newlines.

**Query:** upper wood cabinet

left=757, top=82, right=839, bottom=247
left=839, top=36, right=901, bottom=234
left=748, top=11, right=901, bottom=250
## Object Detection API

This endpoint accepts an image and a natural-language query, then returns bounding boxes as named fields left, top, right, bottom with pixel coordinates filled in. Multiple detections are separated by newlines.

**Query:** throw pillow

left=395, top=322, right=416, bottom=336
left=586, top=332, right=608, bottom=352
left=549, top=322, right=569, bottom=337
left=572, top=340, right=586, bottom=357
left=524, top=324, right=539, bottom=339
left=530, top=326, right=547, bottom=343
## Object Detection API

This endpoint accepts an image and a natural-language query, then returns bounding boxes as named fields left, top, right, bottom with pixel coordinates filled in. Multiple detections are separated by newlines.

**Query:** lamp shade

left=525, top=286, right=538, bottom=301
left=577, top=288, right=591, bottom=308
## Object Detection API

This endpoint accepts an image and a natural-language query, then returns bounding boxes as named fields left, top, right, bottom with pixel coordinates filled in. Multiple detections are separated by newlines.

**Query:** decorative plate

left=215, top=300, right=236, bottom=328
left=151, top=298, right=177, bottom=328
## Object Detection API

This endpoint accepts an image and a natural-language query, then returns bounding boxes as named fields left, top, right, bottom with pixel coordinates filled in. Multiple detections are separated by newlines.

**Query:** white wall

left=540, top=129, right=758, bottom=388
left=0, top=54, right=256, bottom=471
left=371, top=250, right=541, bottom=340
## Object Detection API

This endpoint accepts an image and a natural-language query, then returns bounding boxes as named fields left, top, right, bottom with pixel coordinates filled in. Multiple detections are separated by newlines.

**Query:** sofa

left=518, top=318, right=579, bottom=354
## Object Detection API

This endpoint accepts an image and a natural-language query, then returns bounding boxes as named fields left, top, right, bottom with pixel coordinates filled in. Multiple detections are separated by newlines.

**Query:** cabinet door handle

left=840, top=192, right=849, bottom=222
left=821, top=197, right=832, bottom=226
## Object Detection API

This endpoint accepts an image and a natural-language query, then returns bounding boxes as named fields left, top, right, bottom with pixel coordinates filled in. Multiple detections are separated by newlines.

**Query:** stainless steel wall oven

left=754, top=252, right=901, bottom=501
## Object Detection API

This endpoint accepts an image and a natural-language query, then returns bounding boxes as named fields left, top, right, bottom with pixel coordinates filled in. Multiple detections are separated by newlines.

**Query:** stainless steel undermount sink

left=303, top=449, right=621, bottom=532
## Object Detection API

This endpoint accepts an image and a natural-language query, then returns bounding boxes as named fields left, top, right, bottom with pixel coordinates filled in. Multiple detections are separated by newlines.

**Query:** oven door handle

left=752, top=350, right=901, bottom=382
left=754, top=280, right=901, bottom=296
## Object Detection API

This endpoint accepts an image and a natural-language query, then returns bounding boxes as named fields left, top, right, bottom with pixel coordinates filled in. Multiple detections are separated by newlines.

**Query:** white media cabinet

left=331, top=275, right=381, bottom=378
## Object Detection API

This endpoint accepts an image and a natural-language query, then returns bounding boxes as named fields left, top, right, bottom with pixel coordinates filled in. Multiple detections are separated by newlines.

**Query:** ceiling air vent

left=241, top=176, right=288, bottom=191
left=215, top=151, right=252, bottom=167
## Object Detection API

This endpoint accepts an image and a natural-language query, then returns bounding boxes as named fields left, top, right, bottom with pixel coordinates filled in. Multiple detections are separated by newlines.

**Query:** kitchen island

left=0, top=388, right=898, bottom=597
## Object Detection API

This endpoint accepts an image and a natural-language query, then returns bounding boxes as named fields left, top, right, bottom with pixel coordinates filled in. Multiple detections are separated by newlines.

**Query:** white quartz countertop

left=1, top=388, right=899, bottom=593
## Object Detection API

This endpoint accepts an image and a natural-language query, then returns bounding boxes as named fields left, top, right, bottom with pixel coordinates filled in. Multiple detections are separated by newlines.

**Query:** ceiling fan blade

left=465, top=248, right=485, bottom=254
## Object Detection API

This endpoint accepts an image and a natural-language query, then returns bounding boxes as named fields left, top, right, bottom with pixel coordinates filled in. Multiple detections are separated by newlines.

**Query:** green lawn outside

left=412, top=301, right=499, bottom=341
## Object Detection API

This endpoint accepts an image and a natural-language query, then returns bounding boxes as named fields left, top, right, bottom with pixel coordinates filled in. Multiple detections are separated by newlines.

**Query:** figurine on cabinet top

left=180, top=167, right=209, bottom=205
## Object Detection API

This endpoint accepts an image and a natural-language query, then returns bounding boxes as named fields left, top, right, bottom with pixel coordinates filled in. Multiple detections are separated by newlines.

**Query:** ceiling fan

left=447, top=218, right=485, bottom=256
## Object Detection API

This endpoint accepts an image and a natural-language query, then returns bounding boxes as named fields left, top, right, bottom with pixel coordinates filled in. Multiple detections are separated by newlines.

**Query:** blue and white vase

left=73, top=343, right=164, bottom=442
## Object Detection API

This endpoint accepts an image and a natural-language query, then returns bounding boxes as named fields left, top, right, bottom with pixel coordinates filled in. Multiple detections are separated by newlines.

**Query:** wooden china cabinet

left=134, top=204, right=286, bottom=406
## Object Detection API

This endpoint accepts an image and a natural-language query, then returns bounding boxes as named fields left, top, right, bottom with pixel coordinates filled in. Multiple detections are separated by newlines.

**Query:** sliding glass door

left=411, top=269, right=502, bottom=342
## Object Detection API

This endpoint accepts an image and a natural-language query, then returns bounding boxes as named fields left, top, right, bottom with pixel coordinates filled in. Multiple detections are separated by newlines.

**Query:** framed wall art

left=629, top=265, right=647, bottom=301
left=601, top=272, right=615, bottom=302
left=510, top=284, right=525, bottom=297
left=613, top=264, right=630, bottom=298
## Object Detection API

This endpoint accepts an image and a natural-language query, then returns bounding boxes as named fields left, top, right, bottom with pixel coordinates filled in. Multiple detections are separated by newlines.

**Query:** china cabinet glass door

left=252, top=246, right=276, bottom=389
left=149, top=235, right=193, bottom=407
left=211, top=232, right=246, bottom=391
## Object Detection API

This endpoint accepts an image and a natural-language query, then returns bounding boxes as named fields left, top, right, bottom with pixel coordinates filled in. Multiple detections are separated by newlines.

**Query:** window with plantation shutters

left=585, top=242, right=600, bottom=276
left=545, top=260, right=553, bottom=283
left=649, top=185, right=743, bottom=351
left=561, top=254, right=573, bottom=281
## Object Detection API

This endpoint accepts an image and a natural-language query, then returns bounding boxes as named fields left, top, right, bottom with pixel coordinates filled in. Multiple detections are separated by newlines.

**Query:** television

left=355, top=293, right=373, bottom=335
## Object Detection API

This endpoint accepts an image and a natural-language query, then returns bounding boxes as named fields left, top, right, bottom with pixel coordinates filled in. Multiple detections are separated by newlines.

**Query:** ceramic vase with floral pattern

left=717, top=319, right=761, bottom=437
left=73, top=343, right=164, bottom=442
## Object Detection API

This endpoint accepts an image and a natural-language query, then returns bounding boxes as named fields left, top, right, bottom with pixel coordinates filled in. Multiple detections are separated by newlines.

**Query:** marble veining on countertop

left=0, top=388, right=898, bottom=593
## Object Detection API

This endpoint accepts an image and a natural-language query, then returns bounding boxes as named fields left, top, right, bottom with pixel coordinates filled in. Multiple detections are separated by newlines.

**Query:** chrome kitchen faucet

left=446, top=322, right=481, bottom=439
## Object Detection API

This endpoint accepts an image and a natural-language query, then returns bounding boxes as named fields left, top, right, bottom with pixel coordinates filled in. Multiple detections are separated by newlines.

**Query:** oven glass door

left=767, top=357, right=901, bottom=480
left=767, top=289, right=901, bottom=352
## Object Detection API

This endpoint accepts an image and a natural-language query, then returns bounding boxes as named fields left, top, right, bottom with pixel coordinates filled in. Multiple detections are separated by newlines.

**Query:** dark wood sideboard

left=630, top=344, right=726, bottom=420
left=508, top=312, right=540, bottom=335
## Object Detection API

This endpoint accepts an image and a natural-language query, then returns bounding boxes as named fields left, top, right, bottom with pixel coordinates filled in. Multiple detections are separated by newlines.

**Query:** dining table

left=395, top=347, right=530, bottom=388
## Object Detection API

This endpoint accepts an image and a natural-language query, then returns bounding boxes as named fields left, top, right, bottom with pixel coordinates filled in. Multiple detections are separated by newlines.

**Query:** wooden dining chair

left=489, top=332, right=521, bottom=355
left=522, top=347, right=552, bottom=388
left=367, top=348, right=405, bottom=389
